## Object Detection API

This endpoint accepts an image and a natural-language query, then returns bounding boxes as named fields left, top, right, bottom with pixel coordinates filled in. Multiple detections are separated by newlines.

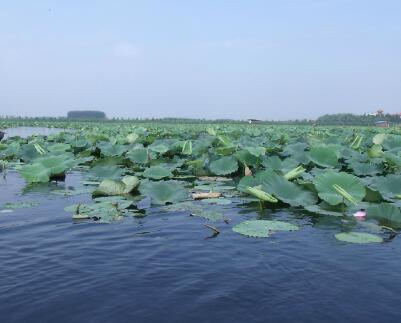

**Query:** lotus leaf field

left=1, top=121, right=401, bottom=243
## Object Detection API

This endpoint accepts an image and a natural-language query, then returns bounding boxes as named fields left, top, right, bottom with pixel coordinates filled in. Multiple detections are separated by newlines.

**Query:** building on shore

left=375, top=120, right=390, bottom=128
left=247, top=119, right=263, bottom=124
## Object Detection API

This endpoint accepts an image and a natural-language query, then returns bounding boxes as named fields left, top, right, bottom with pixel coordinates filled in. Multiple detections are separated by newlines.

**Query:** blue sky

left=1, top=0, right=400, bottom=119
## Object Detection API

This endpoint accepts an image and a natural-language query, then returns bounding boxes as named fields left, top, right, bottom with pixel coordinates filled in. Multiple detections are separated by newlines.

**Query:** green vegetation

left=0, top=119, right=400, bottom=243
left=316, top=113, right=401, bottom=126
left=67, top=110, right=107, bottom=120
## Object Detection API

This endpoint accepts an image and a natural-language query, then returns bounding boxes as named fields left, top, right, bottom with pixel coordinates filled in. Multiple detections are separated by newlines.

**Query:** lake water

left=1, top=168, right=401, bottom=323
left=2, top=127, right=68, bottom=139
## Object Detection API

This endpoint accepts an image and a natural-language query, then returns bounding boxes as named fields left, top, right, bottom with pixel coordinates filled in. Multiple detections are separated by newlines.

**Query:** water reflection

left=3, top=127, right=69, bottom=139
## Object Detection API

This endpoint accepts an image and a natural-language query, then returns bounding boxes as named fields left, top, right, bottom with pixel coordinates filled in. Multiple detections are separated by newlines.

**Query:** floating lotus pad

left=139, top=180, right=188, bottom=205
left=93, top=176, right=140, bottom=196
left=233, top=220, right=299, bottom=238
left=143, top=166, right=173, bottom=180
left=335, top=232, right=383, bottom=244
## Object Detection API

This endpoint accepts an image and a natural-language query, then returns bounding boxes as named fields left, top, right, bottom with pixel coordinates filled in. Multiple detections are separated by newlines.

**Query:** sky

left=0, top=0, right=400, bottom=120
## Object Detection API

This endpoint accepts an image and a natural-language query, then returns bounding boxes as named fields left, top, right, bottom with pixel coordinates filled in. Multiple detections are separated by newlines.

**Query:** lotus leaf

left=335, top=232, right=383, bottom=244
left=309, top=146, right=338, bottom=167
left=367, top=203, right=401, bottom=224
left=313, top=171, right=365, bottom=205
left=127, top=148, right=149, bottom=164
left=209, top=156, right=238, bottom=175
left=233, top=220, right=299, bottom=238
left=143, top=166, right=173, bottom=180
left=139, top=180, right=188, bottom=205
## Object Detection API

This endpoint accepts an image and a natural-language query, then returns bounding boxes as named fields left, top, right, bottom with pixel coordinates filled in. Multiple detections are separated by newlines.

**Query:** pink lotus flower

left=353, top=209, right=367, bottom=219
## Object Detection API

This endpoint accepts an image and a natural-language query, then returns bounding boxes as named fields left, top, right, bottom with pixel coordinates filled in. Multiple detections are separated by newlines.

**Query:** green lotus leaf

left=17, top=154, right=77, bottom=183
left=237, top=175, right=259, bottom=192
left=200, top=198, right=232, bottom=205
left=1, top=142, right=20, bottom=158
left=181, top=140, right=192, bottom=155
left=304, top=202, right=345, bottom=216
left=88, top=165, right=125, bottom=180
left=367, top=203, right=401, bottom=224
left=139, top=180, right=188, bottom=205
left=313, top=171, right=366, bottom=205
left=47, top=143, right=71, bottom=153
left=93, top=174, right=140, bottom=196
left=245, top=146, right=266, bottom=157
left=233, top=220, right=299, bottom=238
left=257, top=170, right=317, bottom=206
left=261, top=156, right=299, bottom=173
left=246, top=185, right=278, bottom=203
left=367, top=144, right=384, bottom=158
left=98, top=143, right=128, bottom=156
left=126, top=133, right=139, bottom=144
left=17, top=163, right=51, bottom=183
left=94, top=179, right=126, bottom=196
left=148, top=142, right=170, bottom=154
left=92, top=156, right=125, bottom=167
left=372, top=133, right=386, bottom=145
left=384, top=152, right=401, bottom=169
left=367, top=175, right=401, bottom=200
left=161, top=201, right=202, bottom=213
left=348, top=161, right=382, bottom=176
left=18, top=144, right=41, bottom=162
left=65, top=200, right=132, bottom=222
left=143, top=166, right=173, bottom=180
left=127, top=148, right=149, bottom=164
left=383, top=135, right=401, bottom=153
left=206, top=127, right=217, bottom=136
left=281, top=143, right=308, bottom=156
left=215, top=145, right=236, bottom=156
left=37, top=154, right=77, bottom=175
left=308, top=146, right=338, bottom=167
left=192, top=137, right=215, bottom=156
left=122, top=176, right=140, bottom=193
left=217, top=135, right=234, bottom=147
left=209, top=156, right=238, bottom=175
left=335, top=232, right=383, bottom=244
left=235, top=150, right=259, bottom=166
left=73, top=138, right=90, bottom=149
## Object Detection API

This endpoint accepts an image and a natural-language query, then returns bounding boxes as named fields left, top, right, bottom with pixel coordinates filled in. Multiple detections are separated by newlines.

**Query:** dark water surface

left=1, top=171, right=401, bottom=323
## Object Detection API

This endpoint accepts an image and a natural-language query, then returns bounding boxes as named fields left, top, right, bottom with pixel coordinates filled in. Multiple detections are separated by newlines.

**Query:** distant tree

left=67, top=110, right=106, bottom=120
left=316, top=113, right=400, bottom=125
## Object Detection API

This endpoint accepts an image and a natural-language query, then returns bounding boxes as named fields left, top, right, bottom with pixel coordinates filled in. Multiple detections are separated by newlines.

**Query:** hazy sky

left=1, top=0, right=400, bottom=120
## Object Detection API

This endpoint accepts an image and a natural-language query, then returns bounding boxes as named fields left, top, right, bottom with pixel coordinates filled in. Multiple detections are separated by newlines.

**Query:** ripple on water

left=0, top=172, right=401, bottom=323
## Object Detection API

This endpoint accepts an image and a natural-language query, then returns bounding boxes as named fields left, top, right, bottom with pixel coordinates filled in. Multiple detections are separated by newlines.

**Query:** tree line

left=316, top=113, right=400, bottom=125
left=0, top=112, right=400, bottom=126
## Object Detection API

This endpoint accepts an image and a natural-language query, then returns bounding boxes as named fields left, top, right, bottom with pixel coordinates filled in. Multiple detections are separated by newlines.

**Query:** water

left=2, top=127, right=67, bottom=139
left=1, top=170, right=401, bottom=323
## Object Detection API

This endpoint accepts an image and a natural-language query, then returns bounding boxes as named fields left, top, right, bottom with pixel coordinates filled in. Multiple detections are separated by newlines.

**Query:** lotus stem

left=332, top=184, right=358, bottom=205
left=284, top=166, right=305, bottom=180
left=246, top=186, right=278, bottom=203
left=350, top=135, right=363, bottom=149
left=33, top=143, right=46, bottom=154
left=203, top=224, right=220, bottom=234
